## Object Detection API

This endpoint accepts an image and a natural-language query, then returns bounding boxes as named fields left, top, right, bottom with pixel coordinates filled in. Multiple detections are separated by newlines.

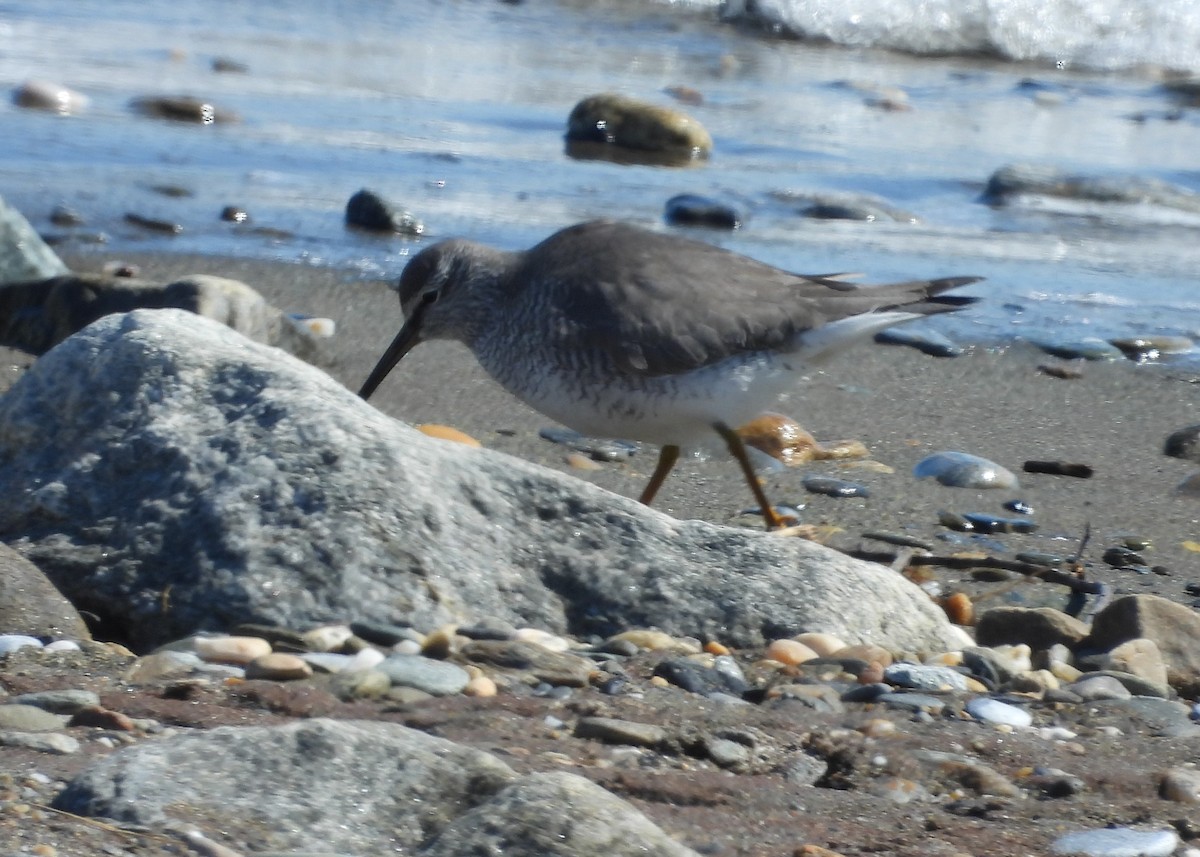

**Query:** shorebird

left=359, top=220, right=979, bottom=529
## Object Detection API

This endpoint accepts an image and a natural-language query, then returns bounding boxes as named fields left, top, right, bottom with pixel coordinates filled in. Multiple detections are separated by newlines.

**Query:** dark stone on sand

left=345, top=189, right=424, bottom=236
left=566, top=93, right=712, bottom=164
left=1111, top=335, right=1193, bottom=362
left=1165, top=424, right=1200, bottom=463
left=211, top=57, right=249, bottom=73
left=914, top=451, right=1018, bottom=489
left=49, top=205, right=84, bottom=227
left=802, top=475, right=869, bottom=498
left=960, top=512, right=1037, bottom=535
left=664, top=194, right=740, bottom=229
left=1022, top=460, right=1094, bottom=479
left=0, top=543, right=92, bottom=641
left=129, top=94, right=239, bottom=124
left=124, top=212, right=183, bottom=234
left=1034, top=337, right=1123, bottom=361
left=219, top=205, right=250, bottom=223
left=653, top=659, right=747, bottom=697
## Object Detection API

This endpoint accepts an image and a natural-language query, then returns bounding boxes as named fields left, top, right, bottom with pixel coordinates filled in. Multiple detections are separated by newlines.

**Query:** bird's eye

left=421, top=289, right=440, bottom=305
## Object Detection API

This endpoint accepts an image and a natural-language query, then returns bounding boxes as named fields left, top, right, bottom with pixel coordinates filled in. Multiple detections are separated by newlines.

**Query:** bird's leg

left=639, top=444, right=681, bottom=507
left=713, top=422, right=785, bottom=531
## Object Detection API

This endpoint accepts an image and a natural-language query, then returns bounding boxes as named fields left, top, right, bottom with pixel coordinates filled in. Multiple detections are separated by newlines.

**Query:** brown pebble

left=704, top=640, right=731, bottom=656
left=244, top=652, right=313, bottom=681
left=69, top=705, right=135, bottom=731
left=858, top=660, right=885, bottom=684
left=565, top=451, right=602, bottom=471
left=941, top=592, right=974, bottom=626
left=416, top=424, right=481, bottom=447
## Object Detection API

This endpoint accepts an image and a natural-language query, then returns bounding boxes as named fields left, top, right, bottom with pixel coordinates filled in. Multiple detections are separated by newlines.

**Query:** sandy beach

left=35, top=247, right=1200, bottom=615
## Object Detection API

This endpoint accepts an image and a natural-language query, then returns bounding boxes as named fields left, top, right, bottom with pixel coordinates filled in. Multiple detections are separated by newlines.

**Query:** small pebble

left=794, top=633, right=846, bottom=657
left=914, top=451, right=1018, bottom=489
left=377, top=654, right=470, bottom=696
left=193, top=636, right=272, bottom=665
left=244, top=653, right=313, bottom=681
left=1160, top=767, right=1200, bottom=803
left=575, top=716, right=666, bottom=747
left=965, top=697, right=1032, bottom=728
left=463, top=675, right=497, bottom=697
left=766, top=639, right=819, bottom=666
left=884, top=663, right=968, bottom=692
left=1070, top=675, right=1132, bottom=701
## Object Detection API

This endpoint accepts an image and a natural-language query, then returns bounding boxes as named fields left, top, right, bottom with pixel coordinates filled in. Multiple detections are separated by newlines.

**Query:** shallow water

left=1, top=0, right=1199, bottom=360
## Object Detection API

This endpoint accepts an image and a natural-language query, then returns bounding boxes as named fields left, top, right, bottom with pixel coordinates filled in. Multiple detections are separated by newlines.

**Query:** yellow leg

left=639, top=444, right=681, bottom=507
left=713, top=422, right=785, bottom=530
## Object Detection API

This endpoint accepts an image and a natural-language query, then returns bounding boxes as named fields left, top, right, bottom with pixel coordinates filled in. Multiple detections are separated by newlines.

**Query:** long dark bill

left=357, top=314, right=423, bottom=400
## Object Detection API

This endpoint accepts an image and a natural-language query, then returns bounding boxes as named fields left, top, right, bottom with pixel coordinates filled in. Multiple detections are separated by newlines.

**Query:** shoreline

left=6, top=247, right=1197, bottom=614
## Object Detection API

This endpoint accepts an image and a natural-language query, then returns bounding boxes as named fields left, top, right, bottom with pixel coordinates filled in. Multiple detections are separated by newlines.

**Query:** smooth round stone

left=610, top=629, right=699, bottom=653
left=512, top=628, right=571, bottom=652
left=416, top=424, right=482, bottom=447
left=301, top=652, right=355, bottom=673
left=1165, top=424, right=1200, bottom=462
left=877, top=692, right=947, bottom=713
left=966, top=697, right=1033, bottom=728
left=463, top=675, right=498, bottom=697
left=913, top=451, right=1019, bottom=489
left=193, top=635, right=272, bottom=665
left=245, top=653, right=313, bottom=681
left=884, top=663, right=968, bottom=692
left=0, top=635, right=44, bottom=655
left=794, top=633, right=847, bottom=657
left=124, top=650, right=207, bottom=683
left=301, top=625, right=354, bottom=653
left=766, top=639, right=819, bottom=666
left=12, top=690, right=100, bottom=715
left=0, top=731, right=80, bottom=754
left=1070, top=675, right=1132, bottom=701
left=574, top=716, right=667, bottom=748
left=0, top=704, right=70, bottom=732
left=350, top=620, right=419, bottom=647
left=329, top=668, right=391, bottom=701
left=377, top=654, right=470, bottom=696
left=1160, top=767, right=1200, bottom=803
left=344, top=188, right=423, bottom=235
left=1036, top=337, right=1125, bottom=361
left=1050, top=827, right=1178, bottom=856
left=664, top=193, right=741, bottom=230
left=12, top=79, right=88, bottom=114
left=43, top=640, right=81, bottom=653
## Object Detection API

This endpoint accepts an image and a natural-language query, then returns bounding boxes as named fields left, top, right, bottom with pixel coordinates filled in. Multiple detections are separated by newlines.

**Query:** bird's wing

left=511, top=220, right=978, bottom=377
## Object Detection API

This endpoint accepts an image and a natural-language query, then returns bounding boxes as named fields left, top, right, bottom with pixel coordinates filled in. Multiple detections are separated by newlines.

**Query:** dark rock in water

left=664, top=194, right=740, bottom=229
left=220, top=205, right=250, bottom=223
left=653, top=658, right=747, bottom=697
left=874, top=326, right=964, bottom=357
left=0, top=273, right=323, bottom=360
left=983, top=163, right=1200, bottom=214
left=565, top=93, right=712, bottom=165
left=1165, top=424, right=1200, bottom=463
left=1034, top=337, right=1123, bottom=361
left=49, top=205, right=84, bottom=227
left=345, top=189, right=424, bottom=236
left=211, top=57, right=249, bottom=73
left=12, top=79, right=88, bottom=114
left=1111, top=335, right=1193, bottom=362
left=802, top=475, right=868, bottom=498
left=130, top=95, right=239, bottom=124
left=0, top=194, right=70, bottom=284
left=914, top=451, right=1018, bottom=489
left=1162, top=77, right=1200, bottom=106
left=124, top=212, right=183, bottom=234
left=773, top=189, right=919, bottom=224
left=1022, top=460, right=1094, bottom=479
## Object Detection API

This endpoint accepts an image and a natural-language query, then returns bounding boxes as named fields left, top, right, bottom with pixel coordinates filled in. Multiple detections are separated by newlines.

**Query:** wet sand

left=13, top=248, right=1200, bottom=613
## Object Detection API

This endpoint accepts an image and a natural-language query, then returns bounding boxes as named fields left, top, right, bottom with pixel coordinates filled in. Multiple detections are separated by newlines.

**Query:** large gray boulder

left=0, top=195, right=68, bottom=284
left=0, top=309, right=969, bottom=652
left=55, top=719, right=695, bottom=856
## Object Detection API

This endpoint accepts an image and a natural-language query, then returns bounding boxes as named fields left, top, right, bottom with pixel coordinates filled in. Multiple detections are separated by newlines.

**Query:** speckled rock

left=1084, top=595, right=1200, bottom=692
left=0, top=543, right=91, bottom=640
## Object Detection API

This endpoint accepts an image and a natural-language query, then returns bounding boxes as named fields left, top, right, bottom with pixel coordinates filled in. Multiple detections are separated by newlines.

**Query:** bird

left=358, top=220, right=980, bottom=529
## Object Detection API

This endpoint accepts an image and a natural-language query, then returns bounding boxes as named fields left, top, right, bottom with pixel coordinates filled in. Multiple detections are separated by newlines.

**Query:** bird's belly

left=484, top=349, right=803, bottom=446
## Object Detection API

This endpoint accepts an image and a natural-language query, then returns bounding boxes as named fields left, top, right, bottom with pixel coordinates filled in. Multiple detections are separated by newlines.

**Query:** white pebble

left=0, top=635, right=43, bottom=655
left=193, top=635, right=271, bottom=665
left=1051, top=827, right=1178, bottom=856
left=43, top=640, right=81, bottom=652
left=513, top=628, right=571, bottom=652
left=392, top=639, right=422, bottom=655
left=301, top=624, right=353, bottom=652
left=1038, top=726, right=1079, bottom=741
left=966, top=697, right=1033, bottom=728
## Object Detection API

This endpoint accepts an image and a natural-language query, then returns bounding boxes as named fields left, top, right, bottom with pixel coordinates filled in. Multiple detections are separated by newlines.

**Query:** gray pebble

left=884, top=663, right=968, bottom=692
left=1070, top=675, right=1132, bottom=701
left=376, top=654, right=469, bottom=696
left=574, top=716, right=666, bottom=748
left=0, top=703, right=71, bottom=732
left=704, top=736, right=750, bottom=768
left=877, top=692, right=947, bottom=713
left=11, top=689, right=100, bottom=714
left=0, top=730, right=80, bottom=754
left=913, top=451, right=1018, bottom=489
